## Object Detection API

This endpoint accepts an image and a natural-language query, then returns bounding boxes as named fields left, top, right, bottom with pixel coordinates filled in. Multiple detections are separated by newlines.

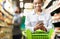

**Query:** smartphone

left=38, top=21, right=44, bottom=25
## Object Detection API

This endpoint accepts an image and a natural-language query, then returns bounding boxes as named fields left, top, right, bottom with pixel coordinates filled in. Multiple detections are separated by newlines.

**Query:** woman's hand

left=34, top=22, right=47, bottom=32
left=34, top=23, right=42, bottom=31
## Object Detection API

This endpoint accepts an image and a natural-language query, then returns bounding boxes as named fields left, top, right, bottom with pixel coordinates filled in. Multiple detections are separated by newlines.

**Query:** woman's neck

left=34, top=9, right=42, bottom=15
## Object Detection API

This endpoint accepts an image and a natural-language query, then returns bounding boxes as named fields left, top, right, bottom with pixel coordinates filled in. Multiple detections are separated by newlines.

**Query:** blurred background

left=0, top=0, right=60, bottom=39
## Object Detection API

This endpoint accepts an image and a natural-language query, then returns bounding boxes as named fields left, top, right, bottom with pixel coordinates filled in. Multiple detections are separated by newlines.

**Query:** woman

left=25, top=0, right=54, bottom=32
left=12, top=6, right=22, bottom=39
left=25, top=0, right=55, bottom=39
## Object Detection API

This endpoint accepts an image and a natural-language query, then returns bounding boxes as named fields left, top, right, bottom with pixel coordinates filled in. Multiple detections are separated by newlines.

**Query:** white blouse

left=25, top=10, right=54, bottom=32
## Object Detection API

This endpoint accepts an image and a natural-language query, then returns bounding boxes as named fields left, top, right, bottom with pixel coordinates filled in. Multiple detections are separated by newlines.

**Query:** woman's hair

left=15, top=6, right=21, bottom=13
left=33, top=0, right=45, bottom=2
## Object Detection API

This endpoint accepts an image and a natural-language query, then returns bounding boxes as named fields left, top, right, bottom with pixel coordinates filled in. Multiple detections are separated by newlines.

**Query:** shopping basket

left=26, top=29, right=54, bottom=39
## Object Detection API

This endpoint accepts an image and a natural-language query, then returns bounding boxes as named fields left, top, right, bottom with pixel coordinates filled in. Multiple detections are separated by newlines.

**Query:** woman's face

left=33, top=0, right=43, bottom=11
left=15, top=7, right=19, bottom=13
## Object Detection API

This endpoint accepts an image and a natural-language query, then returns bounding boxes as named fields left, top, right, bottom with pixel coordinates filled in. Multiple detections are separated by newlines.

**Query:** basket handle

left=48, top=29, right=54, bottom=39
left=26, top=29, right=32, bottom=39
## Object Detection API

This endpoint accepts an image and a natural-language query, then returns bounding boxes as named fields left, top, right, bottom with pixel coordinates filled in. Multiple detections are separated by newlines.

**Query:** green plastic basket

left=26, top=29, right=54, bottom=39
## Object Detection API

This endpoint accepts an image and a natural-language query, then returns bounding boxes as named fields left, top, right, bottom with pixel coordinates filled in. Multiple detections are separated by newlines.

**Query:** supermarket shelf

left=45, top=1, right=60, bottom=14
